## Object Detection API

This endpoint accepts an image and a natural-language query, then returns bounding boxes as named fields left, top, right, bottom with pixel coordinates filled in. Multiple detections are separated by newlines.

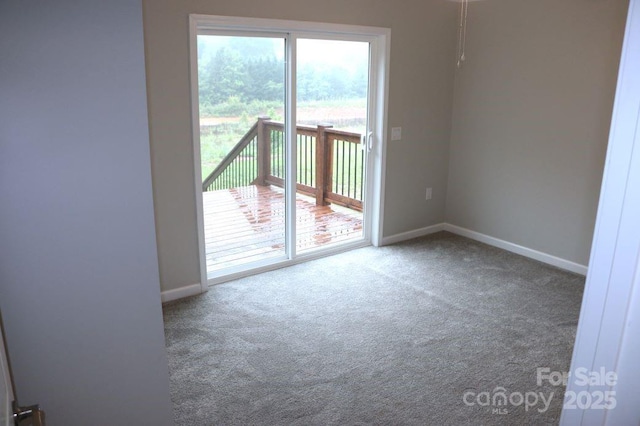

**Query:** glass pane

left=197, top=35, right=286, bottom=276
left=296, top=39, right=369, bottom=253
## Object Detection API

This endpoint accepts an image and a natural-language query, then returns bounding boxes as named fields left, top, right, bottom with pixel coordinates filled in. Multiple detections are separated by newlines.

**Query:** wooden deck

left=203, top=185, right=363, bottom=274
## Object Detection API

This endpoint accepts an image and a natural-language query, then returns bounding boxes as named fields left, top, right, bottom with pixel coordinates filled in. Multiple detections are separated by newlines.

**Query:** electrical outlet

left=426, top=187, right=432, bottom=200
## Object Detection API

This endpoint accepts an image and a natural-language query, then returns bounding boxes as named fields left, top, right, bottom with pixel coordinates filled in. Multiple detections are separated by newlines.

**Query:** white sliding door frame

left=285, top=35, right=297, bottom=261
left=188, top=15, right=390, bottom=287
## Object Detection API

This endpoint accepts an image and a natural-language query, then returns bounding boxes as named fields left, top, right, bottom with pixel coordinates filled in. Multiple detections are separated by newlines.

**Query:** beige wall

left=143, top=0, right=458, bottom=292
left=446, top=0, right=628, bottom=266
left=145, top=0, right=628, bottom=293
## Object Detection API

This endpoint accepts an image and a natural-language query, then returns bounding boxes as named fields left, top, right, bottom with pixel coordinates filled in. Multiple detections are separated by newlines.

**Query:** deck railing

left=202, top=121, right=259, bottom=192
left=202, top=117, right=364, bottom=211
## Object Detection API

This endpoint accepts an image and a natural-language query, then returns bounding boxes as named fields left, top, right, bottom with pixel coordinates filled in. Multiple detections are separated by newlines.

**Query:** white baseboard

left=161, top=283, right=203, bottom=303
left=164, top=225, right=586, bottom=303
left=381, top=223, right=445, bottom=246
left=443, top=223, right=588, bottom=276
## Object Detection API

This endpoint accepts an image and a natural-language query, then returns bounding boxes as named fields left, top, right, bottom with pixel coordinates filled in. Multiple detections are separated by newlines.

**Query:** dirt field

left=200, top=104, right=366, bottom=126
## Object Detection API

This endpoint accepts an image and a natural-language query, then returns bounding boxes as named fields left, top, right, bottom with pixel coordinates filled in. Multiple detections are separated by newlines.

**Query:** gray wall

left=446, top=0, right=628, bottom=266
left=143, top=0, right=458, bottom=292
left=0, top=1, right=173, bottom=424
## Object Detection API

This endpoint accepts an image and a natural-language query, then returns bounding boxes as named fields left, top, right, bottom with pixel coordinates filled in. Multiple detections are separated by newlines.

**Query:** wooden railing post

left=315, top=124, right=333, bottom=206
left=256, top=116, right=270, bottom=186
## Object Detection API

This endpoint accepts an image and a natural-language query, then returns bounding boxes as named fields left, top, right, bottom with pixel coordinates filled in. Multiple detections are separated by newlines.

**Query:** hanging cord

left=457, top=0, right=468, bottom=68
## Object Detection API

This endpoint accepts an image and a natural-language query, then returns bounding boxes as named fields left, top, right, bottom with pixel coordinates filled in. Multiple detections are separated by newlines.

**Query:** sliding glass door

left=295, top=38, right=370, bottom=254
left=190, top=16, right=387, bottom=282
left=196, top=34, right=288, bottom=275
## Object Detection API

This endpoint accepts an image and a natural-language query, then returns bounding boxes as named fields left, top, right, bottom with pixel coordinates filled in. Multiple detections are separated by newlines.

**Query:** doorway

left=189, top=16, right=389, bottom=284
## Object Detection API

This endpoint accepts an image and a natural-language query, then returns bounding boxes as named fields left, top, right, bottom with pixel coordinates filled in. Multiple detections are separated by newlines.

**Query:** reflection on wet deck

left=203, top=185, right=363, bottom=275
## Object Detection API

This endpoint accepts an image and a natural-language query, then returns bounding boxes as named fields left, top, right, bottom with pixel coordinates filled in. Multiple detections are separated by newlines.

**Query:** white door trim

left=188, top=15, right=209, bottom=293
left=560, top=0, right=640, bottom=424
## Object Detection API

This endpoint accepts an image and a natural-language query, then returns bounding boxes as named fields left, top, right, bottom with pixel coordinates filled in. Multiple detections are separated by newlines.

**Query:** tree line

left=198, top=44, right=368, bottom=112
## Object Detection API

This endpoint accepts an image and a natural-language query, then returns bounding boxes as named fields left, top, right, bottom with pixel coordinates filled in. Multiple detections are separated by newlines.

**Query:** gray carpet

left=163, top=231, right=584, bottom=425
